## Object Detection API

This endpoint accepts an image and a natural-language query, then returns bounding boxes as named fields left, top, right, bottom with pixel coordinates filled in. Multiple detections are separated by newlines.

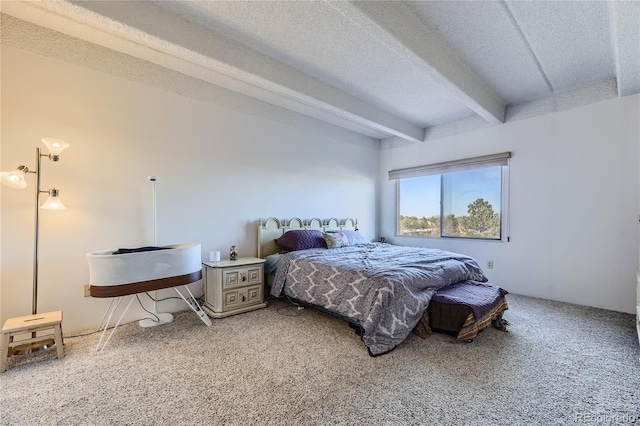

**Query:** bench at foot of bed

left=413, top=281, right=509, bottom=342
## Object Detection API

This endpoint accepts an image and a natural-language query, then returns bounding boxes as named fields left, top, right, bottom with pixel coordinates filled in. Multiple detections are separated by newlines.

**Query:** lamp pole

left=32, top=147, right=42, bottom=315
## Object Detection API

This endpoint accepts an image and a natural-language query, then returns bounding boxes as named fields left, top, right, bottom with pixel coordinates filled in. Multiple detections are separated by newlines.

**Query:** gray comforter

left=271, top=243, right=487, bottom=355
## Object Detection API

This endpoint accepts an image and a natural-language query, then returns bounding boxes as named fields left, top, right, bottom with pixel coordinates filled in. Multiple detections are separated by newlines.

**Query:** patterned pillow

left=328, top=230, right=368, bottom=245
left=323, top=232, right=350, bottom=249
left=275, top=230, right=326, bottom=253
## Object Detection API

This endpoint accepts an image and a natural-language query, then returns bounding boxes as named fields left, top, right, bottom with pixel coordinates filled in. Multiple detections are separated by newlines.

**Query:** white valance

left=388, top=152, right=511, bottom=180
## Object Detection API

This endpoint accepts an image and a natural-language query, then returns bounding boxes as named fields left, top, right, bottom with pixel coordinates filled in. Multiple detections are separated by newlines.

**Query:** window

left=390, top=153, right=510, bottom=241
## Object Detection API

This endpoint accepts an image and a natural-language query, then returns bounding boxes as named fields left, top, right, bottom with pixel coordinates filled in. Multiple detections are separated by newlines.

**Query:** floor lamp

left=1, top=137, right=69, bottom=354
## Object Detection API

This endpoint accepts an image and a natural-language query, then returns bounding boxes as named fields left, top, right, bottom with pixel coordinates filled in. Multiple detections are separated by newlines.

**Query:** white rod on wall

left=138, top=175, right=174, bottom=328
left=149, top=176, right=157, bottom=246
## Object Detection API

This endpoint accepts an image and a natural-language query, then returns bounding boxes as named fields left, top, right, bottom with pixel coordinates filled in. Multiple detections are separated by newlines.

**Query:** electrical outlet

left=84, top=284, right=91, bottom=297
left=487, top=260, right=494, bottom=269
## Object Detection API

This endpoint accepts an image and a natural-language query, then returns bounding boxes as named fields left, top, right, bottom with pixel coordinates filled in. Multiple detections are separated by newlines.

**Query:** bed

left=258, top=217, right=508, bottom=355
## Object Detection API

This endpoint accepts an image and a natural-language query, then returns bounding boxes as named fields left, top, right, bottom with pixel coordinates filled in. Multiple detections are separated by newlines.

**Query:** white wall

left=0, top=46, right=379, bottom=332
left=380, top=95, right=640, bottom=314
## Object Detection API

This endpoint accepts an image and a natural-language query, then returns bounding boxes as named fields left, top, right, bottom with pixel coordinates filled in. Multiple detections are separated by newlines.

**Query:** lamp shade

left=41, top=189, right=66, bottom=210
left=0, top=167, right=28, bottom=189
left=41, top=138, right=70, bottom=157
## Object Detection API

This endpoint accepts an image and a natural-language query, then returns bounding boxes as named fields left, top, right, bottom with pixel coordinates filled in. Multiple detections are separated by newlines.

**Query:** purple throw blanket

left=431, top=281, right=508, bottom=320
left=271, top=243, right=487, bottom=355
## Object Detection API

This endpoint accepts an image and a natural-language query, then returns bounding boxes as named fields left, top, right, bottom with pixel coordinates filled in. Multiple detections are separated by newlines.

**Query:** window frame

left=391, top=153, right=511, bottom=242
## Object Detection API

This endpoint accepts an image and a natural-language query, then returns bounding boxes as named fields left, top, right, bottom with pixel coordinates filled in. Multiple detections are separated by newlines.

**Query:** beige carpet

left=1, top=294, right=638, bottom=425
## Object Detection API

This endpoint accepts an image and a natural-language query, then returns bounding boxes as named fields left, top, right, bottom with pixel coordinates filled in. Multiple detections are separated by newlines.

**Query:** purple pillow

left=275, top=229, right=327, bottom=253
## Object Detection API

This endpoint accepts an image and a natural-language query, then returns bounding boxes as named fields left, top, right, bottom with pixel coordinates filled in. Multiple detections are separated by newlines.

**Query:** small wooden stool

left=1, top=310, right=64, bottom=373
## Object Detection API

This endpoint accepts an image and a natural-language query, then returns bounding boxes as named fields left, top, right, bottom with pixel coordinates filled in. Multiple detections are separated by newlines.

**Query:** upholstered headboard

left=257, top=217, right=358, bottom=258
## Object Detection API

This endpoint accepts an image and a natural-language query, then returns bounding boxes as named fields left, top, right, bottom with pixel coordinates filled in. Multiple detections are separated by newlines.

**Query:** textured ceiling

left=2, top=0, right=639, bottom=144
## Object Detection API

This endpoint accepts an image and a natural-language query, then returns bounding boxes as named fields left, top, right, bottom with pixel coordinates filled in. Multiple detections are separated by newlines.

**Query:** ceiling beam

left=610, top=1, right=640, bottom=97
left=328, top=1, right=506, bottom=125
left=1, top=0, right=426, bottom=143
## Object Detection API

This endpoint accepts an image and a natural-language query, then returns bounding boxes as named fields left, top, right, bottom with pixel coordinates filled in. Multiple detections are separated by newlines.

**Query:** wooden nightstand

left=202, top=257, right=267, bottom=318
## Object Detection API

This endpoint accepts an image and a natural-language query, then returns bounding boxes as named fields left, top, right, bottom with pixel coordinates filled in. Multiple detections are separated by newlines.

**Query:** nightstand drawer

left=223, top=285, right=263, bottom=310
left=222, top=266, right=263, bottom=289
